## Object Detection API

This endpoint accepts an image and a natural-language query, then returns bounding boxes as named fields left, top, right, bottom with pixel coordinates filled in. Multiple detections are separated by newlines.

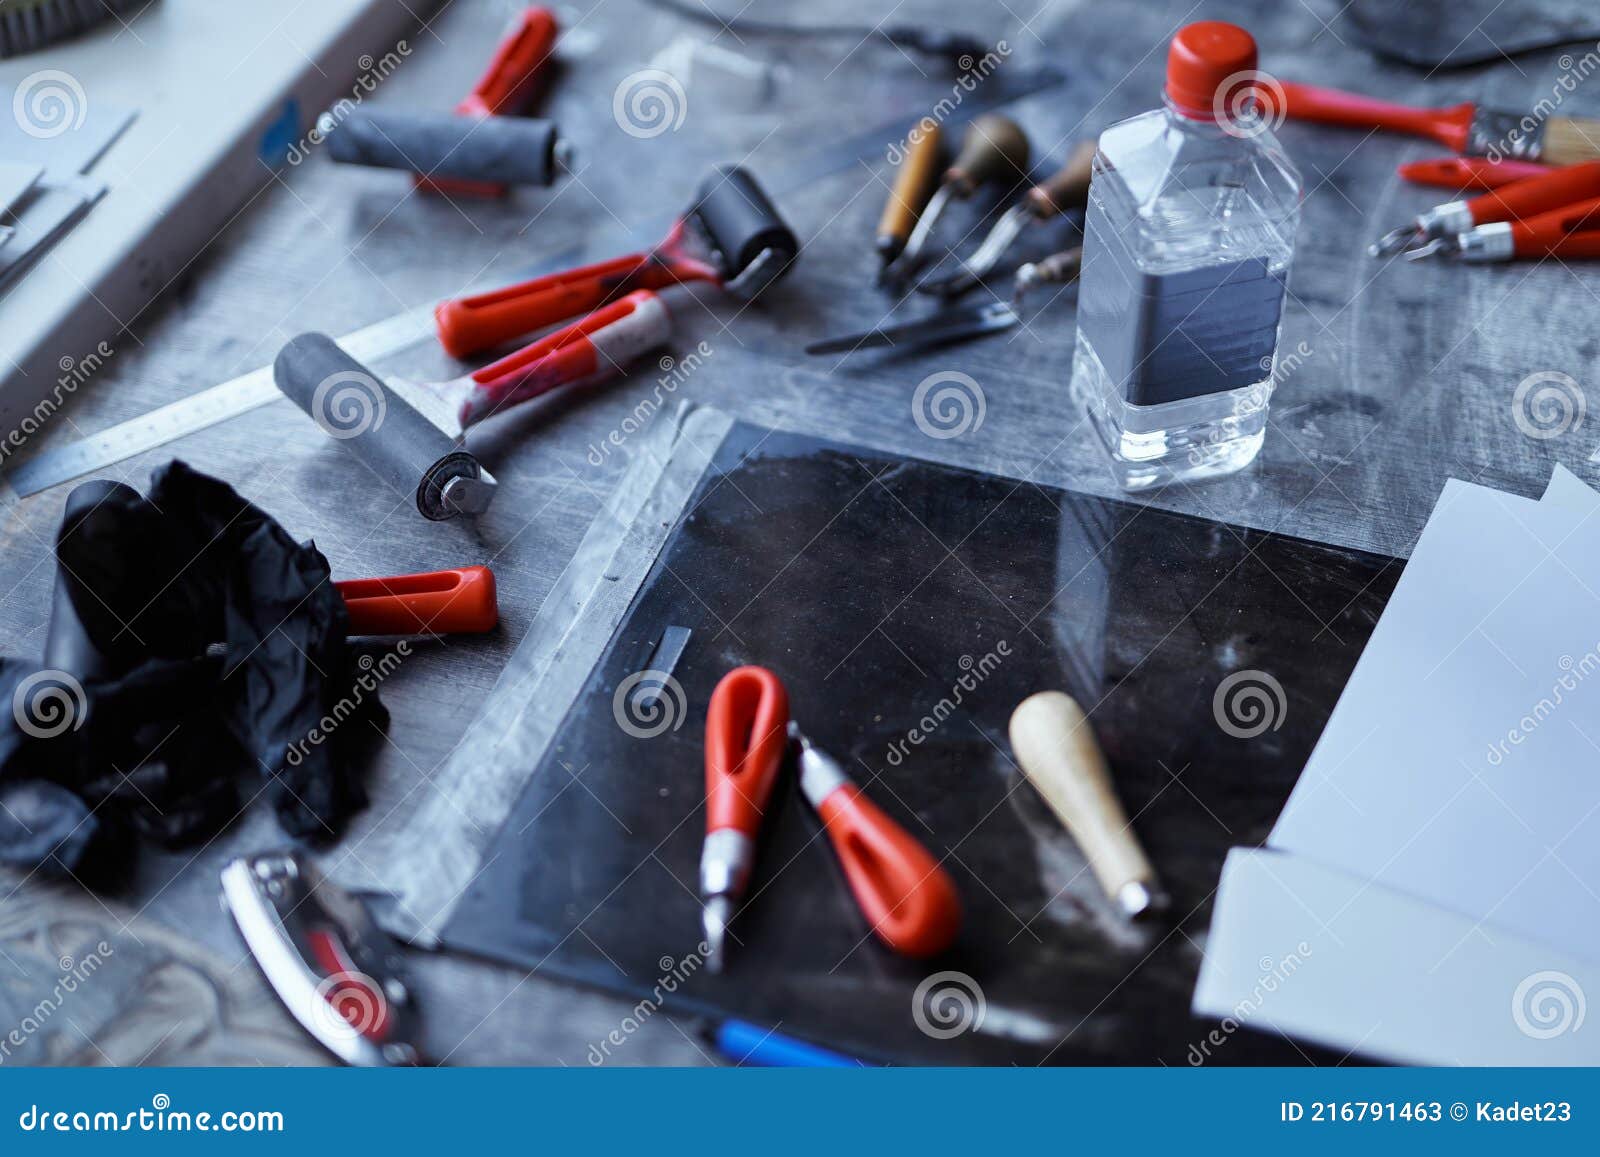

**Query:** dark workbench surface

left=1, top=0, right=1593, bottom=1065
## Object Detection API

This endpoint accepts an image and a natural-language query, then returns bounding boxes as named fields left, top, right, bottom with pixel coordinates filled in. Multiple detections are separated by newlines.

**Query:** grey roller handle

left=325, top=110, right=563, bottom=187
left=273, top=334, right=494, bottom=522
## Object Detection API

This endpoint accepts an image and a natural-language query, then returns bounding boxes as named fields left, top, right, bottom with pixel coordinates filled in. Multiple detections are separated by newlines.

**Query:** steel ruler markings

left=5, top=68, right=1066, bottom=500
left=5, top=306, right=438, bottom=498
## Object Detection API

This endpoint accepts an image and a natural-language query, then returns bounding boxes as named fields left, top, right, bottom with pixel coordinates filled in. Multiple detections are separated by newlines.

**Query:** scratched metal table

left=0, top=0, right=1591, bottom=1065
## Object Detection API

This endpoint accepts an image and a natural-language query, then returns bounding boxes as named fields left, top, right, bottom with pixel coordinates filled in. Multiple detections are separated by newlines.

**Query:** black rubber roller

left=324, top=110, right=564, bottom=188
left=690, top=165, right=799, bottom=279
left=273, top=334, right=495, bottom=522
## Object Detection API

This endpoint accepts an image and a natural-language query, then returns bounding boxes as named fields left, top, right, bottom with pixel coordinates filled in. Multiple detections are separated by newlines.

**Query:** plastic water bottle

left=1069, top=22, right=1301, bottom=491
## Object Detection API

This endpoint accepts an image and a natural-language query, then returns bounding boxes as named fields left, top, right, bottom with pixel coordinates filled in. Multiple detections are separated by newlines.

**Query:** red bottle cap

left=1165, top=21, right=1257, bottom=120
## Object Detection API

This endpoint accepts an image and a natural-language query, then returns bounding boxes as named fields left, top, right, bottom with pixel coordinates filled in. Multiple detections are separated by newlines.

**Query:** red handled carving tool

left=337, top=566, right=498, bottom=635
left=1408, top=194, right=1600, bottom=262
left=1276, top=80, right=1600, bottom=165
left=700, top=666, right=791, bottom=972
left=275, top=290, right=671, bottom=521
left=1398, top=156, right=1550, bottom=194
left=419, top=6, right=562, bottom=199
left=1373, top=159, right=1600, bottom=256
left=436, top=165, right=798, bottom=357
left=788, top=724, right=961, bottom=956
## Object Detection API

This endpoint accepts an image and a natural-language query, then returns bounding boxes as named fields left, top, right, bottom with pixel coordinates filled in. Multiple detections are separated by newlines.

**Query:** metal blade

left=805, top=301, right=1018, bottom=356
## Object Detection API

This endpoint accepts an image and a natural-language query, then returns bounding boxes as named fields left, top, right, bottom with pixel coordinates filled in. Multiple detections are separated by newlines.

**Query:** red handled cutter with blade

left=788, top=723, right=961, bottom=957
left=700, top=666, right=791, bottom=972
left=1375, top=160, right=1600, bottom=256
left=1410, top=194, right=1600, bottom=262
left=337, top=565, right=497, bottom=635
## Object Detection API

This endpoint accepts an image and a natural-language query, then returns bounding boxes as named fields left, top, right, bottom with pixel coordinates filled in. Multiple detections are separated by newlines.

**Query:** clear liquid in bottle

left=1069, top=22, right=1302, bottom=491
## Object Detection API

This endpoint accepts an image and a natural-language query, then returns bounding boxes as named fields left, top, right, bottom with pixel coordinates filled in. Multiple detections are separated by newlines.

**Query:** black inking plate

left=444, top=423, right=1399, bottom=1065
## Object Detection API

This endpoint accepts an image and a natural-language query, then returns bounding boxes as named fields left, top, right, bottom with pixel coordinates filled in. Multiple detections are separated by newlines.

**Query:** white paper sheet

left=1193, top=849, right=1598, bottom=1065
left=1269, top=477, right=1600, bottom=962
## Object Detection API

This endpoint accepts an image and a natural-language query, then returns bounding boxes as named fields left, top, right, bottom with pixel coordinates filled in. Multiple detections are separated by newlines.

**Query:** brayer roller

left=435, top=165, right=798, bottom=357
left=324, top=109, right=573, bottom=189
left=274, top=290, right=671, bottom=520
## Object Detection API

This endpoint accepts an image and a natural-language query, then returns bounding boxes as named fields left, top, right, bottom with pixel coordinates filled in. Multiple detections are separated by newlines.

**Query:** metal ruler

left=4, top=306, right=437, bottom=499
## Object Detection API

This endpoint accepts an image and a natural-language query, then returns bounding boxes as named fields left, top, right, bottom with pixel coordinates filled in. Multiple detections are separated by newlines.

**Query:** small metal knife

left=221, top=851, right=424, bottom=1066
left=805, top=300, right=1019, bottom=356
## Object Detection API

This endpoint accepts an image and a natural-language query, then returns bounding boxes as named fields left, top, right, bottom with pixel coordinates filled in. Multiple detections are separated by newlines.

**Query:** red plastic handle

left=816, top=784, right=961, bottom=957
left=1278, top=80, right=1474, bottom=151
left=458, top=290, right=667, bottom=426
left=705, top=667, right=790, bottom=836
left=436, top=253, right=686, bottom=357
left=336, top=566, right=498, bottom=635
left=1467, top=160, right=1600, bottom=226
left=1399, top=156, right=1550, bottom=193
left=1512, top=195, right=1600, bottom=256
left=458, top=7, right=559, bottom=118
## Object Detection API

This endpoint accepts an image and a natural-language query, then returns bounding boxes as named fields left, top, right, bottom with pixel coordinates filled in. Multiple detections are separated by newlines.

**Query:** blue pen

left=713, top=1020, right=869, bottom=1067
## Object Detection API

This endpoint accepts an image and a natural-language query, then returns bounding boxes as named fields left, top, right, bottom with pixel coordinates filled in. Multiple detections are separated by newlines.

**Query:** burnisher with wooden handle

left=877, top=124, right=944, bottom=263
left=1025, top=139, right=1097, bottom=217
left=1008, top=691, right=1168, bottom=919
left=946, top=113, right=1031, bottom=195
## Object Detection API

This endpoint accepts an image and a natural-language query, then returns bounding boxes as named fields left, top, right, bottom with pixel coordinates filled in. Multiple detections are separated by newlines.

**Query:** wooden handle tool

left=946, top=113, right=1031, bottom=196
left=1008, top=691, right=1167, bottom=919
left=1025, top=139, right=1097, bottom=218
left=877, top=124, right=944, bottom=263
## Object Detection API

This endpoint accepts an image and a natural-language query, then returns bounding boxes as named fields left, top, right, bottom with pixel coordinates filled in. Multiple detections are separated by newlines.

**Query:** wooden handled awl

left=1008, top=691, right=1168, bottom=919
